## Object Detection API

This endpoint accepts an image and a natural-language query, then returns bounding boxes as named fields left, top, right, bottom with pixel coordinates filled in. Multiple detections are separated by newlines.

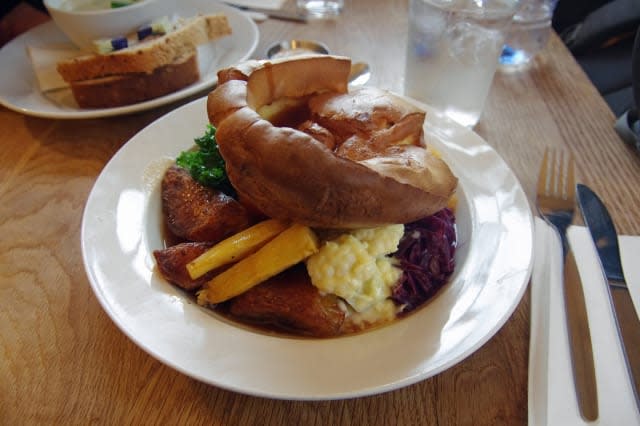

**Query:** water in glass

left=404, top=0, right=517, bottom=127
left=297, top=0, right=343, bottom=18
left=500, top=0, right=557, bottom=70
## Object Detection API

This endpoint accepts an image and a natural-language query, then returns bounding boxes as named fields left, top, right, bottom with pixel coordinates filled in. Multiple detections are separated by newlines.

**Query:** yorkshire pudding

left=207, top=55, right=457, bottom=228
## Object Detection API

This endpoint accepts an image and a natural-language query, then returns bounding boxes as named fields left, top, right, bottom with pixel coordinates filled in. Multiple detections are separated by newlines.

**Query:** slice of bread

left=69, top=51, right=199, bottom=108
left=57, top=13, right=231, bottom=83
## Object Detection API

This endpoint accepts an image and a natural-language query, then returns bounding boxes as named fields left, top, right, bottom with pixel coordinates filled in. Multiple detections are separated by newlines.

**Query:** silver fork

left=536, top=148, right=599, bottom=421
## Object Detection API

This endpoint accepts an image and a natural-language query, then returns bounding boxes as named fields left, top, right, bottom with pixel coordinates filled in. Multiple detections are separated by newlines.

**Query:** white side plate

left=0, top=1, right=258, bottom=119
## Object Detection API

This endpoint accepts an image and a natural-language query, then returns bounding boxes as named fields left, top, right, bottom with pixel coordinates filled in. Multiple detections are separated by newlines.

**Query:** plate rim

left=81, top=95, right=534, bottom=400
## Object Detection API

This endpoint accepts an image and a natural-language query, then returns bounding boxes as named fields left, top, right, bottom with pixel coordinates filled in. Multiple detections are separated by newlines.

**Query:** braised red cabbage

left=392, top=208, right=456, bottom=313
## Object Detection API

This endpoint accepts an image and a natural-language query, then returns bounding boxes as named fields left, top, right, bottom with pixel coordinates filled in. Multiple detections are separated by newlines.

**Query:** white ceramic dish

left=44, top=0, right=177, bottom=51
left=81, top=96, right=534, bottom=400
left=0, top=0, right=258, bottom=119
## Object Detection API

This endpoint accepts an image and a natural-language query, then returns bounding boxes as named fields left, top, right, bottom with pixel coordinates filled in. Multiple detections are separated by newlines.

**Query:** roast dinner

left=153, top=55, right=459, bottom=337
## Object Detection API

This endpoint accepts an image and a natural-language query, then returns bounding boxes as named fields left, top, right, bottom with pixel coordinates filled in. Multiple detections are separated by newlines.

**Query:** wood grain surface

left=1, top=1, right=639, bottom=424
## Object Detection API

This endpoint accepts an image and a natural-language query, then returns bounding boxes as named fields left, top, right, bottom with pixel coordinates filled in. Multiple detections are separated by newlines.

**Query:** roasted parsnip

left=197, top=224, right=319, bottom=304
left=187, top=219, right=289, bottom=279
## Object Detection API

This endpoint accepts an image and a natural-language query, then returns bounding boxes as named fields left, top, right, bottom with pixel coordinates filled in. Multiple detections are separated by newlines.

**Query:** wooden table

left=2, top=1, right=639, bottom=424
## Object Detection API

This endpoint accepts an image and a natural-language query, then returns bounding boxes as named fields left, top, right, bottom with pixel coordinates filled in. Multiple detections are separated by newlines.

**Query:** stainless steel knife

left=577, top=183, right=640, bottom=411
left=224, top=3, right=308, bottom=22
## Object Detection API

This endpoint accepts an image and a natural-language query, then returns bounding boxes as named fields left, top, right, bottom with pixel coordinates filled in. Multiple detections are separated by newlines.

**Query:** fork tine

left=545, top=149, right=575, bottom=201
left=555, top=150, right=574, bottom=201
left=537, top=148, right=550, bottom=197
left=566, top=153, right=576, bottom=202
left=550, top=149, right=559, bottom=197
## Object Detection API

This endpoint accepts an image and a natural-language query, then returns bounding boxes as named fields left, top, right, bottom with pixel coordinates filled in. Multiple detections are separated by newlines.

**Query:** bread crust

left=57, top=14, right=231, bottom=82
left=207, top=55, right=458, bottom=228
left=69, top=52, right=199, bottom=108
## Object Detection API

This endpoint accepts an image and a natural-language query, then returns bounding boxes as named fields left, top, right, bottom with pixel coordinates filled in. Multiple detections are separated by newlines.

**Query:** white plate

left=81, top=96, right=534, bottom=400
left=0, top=1, right=258, bottom=119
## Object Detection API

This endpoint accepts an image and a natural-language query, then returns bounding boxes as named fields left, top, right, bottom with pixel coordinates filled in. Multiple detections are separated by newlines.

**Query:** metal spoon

left=348, top=62, right=371, bottom=86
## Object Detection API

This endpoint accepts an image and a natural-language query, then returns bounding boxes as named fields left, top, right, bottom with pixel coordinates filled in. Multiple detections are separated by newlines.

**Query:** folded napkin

left=530, top=218, right=640, bottom=425
left=26, top=44, right=81, bottom=92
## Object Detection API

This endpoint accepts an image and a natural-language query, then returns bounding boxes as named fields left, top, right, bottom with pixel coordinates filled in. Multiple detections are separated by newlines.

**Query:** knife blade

left=577, top=183, right=640, bottom=412
left=224, top=3, right=308, bottom=22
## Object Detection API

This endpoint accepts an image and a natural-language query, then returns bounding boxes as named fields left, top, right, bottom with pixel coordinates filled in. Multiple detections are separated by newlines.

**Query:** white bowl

left=44, top=0, right=177, bottom=52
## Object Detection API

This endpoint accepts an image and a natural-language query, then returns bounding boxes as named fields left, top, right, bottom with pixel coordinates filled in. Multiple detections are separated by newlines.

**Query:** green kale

left=176, top=124, right=235, bottom=196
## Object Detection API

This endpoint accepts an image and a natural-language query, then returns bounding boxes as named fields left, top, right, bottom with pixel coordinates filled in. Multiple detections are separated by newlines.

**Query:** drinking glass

left=500, top=0, right=558, bottom=70
left=404, top=0, right=519, bottom=128
left=296, top=0, right=344, bottom=19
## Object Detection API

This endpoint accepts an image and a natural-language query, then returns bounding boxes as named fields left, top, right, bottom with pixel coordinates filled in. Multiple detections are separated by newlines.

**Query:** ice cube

left=408, top=12, right=447, bottom=59
left=446, top=21, right=503, bottom=65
